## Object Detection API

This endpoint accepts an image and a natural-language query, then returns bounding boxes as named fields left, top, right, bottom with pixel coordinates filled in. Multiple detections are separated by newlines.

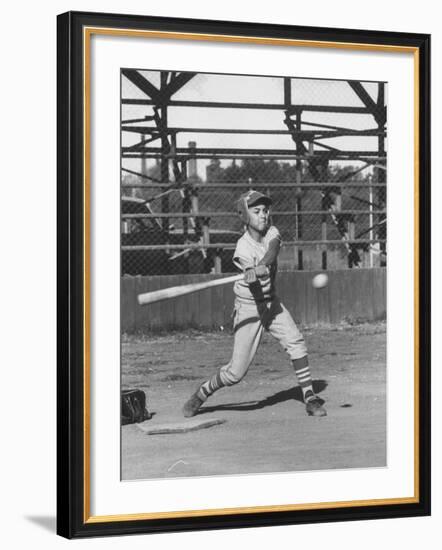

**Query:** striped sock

left=292, top=356, right=315, bottom=402
left=197, top=371, right=225, bottom=401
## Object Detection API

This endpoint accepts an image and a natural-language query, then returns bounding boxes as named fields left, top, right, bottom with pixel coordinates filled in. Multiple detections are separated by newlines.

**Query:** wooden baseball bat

left=137, top=274, right=243, bottom=306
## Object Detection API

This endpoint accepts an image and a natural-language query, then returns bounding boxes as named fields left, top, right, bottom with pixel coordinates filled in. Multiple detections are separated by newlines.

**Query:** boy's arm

left=257, top=226, right=282, bottom=272
left=257, top=238, right=281, bottom=268
left=244, top=238, right=280, bottom=280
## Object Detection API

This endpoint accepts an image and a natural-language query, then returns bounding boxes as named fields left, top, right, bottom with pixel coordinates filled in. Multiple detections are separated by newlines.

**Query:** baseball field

left=121, top=321, right=386, bottom=480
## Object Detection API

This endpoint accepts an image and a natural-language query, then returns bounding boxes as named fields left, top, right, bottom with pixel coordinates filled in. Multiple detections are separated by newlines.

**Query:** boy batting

left=183, top=190, right=327, bottom=418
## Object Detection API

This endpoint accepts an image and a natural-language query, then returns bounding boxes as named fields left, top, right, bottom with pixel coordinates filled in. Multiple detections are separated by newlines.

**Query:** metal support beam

left=122, top=98, right=374, bottom=113
left=376, top=83, right=387, bottom=266
left=122, top=181, right=387, bottom=189
left=121, top=125, right=385, bottom=137
left=160, top=72, right=170, bottom=232
left=165, top=72, right=197, bottom=98
left=121, top=69, right=160, bottom=102
left=123, top=239, right=386, bottom=252
left=121, top=167, right=161, bottom=183
left=122, top=146, right=382, bottom=156
left=348, top=81, right=386, bottom=126
left=123, top=153, right=386, bottom=161
left=123, top=209, right=386, bottom=219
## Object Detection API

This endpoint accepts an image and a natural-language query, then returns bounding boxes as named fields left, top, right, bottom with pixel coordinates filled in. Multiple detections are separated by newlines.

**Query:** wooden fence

left=122, top=268, right=386, bottom=333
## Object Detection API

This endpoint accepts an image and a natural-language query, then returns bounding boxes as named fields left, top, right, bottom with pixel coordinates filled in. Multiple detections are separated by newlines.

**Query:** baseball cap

left=236, top=190, right=272, bottom=223
left=239, top=190, right=272, bottom=207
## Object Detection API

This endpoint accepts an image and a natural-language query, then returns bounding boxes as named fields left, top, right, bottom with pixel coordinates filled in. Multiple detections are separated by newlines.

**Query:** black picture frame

left=57, top=10, right=431, bottom=539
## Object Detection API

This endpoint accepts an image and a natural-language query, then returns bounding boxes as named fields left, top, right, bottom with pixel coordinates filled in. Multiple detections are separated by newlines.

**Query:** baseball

left=312, top=273, right=328, bottom=289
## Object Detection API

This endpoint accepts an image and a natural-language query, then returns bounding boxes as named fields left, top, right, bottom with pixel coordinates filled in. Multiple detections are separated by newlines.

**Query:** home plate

left=136, top=417, right=226, bottom=435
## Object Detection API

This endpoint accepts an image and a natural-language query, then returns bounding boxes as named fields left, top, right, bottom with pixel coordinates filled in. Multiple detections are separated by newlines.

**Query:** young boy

left=182, top=190, right=326, bottom=418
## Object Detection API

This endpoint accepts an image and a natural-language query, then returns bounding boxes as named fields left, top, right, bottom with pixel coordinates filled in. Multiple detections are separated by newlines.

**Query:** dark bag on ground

left=121, top=389, right=151, bottom=425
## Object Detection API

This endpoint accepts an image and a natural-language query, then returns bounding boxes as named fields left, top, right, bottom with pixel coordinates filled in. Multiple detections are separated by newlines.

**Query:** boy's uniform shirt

left=233, top=225, right=281, bottom=303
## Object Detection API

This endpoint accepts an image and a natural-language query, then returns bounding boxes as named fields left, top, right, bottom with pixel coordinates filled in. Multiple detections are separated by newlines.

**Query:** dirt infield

left=122, top=322, right=386, bottom=480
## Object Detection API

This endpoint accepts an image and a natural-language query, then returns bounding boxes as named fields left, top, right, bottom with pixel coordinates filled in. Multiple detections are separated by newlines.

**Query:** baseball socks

left=292, top=356, right=327, bottom=417
left=182, top=372, right=224, bottom=417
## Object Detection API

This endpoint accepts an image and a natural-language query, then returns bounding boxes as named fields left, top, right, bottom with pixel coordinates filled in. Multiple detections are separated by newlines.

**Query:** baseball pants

left=218, top=297, right=307, bottom=386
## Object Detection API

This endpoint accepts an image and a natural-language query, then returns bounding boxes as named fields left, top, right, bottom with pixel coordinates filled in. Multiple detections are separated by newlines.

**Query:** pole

left=160, top=72, right=170, bottom=233
left=377, top=82, right=386, bottom=266
left=368, top=174, right=374, bottom=268
left=139, top=132, right=147, bottom=199
left=286, top=79, right=304, bottom=271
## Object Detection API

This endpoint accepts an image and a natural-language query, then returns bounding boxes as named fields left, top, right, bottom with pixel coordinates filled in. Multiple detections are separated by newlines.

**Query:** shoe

left=183, top=391, right=204, bottom=418
left=305, top=397, right=327, bottom=417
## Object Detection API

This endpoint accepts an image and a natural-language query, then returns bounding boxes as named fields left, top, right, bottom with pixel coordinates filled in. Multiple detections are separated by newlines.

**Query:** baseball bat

left=137, top=273, right=243, bottom=306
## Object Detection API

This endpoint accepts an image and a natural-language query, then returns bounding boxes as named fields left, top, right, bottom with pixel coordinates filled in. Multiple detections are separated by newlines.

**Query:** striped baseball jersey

left=232, top=225, right=281, bottom=302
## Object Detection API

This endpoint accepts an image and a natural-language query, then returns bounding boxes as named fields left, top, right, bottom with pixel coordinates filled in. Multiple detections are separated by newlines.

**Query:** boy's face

left=247, top=202, right=270, bottom=233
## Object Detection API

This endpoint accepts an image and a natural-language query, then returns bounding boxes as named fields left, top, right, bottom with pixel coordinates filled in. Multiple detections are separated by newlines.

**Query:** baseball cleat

left=305, top=397, right=327, bottom=417
left=183, top=392, right=204, bottom=417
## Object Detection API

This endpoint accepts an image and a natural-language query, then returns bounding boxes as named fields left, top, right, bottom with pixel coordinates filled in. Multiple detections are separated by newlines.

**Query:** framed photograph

left=57, top=11, right=431, bottom=538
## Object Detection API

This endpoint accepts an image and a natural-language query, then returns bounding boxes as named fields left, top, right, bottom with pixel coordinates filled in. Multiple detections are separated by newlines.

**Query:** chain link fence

left=121, top=71, right=387, bottom=276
